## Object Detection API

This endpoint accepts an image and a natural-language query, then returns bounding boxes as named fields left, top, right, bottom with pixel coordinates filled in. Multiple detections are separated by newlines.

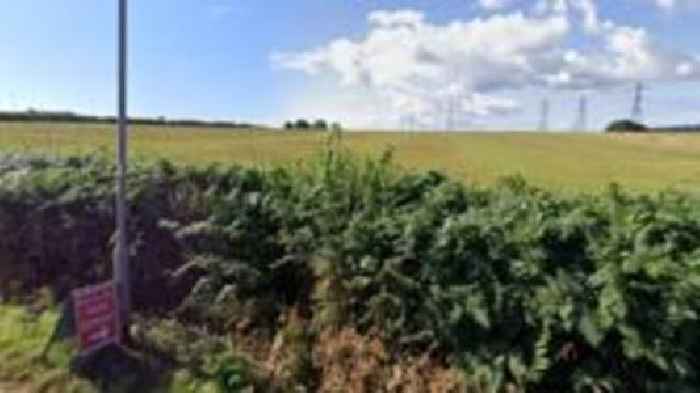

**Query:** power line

left=399, top=110, right=419, bottom=132
left=446, top=95, right=456, bottom=131
left=573, top=95, right=588, bottom=131
left=539, top=98, right=550, bottom=131
left=632, top=82, right=644, bottom=121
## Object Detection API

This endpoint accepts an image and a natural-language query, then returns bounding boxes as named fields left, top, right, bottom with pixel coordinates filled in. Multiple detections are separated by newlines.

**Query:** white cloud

left=534, top=0, right=609, bottom=33
left=651, top=0, right=700, bottom=10
left=676, top=62, right=695, bottom=77
left=272, top=2, right=700, bottom=128
left=573, top=0, right=601, bottom=33
left=367, top=9, right=424, bottom=27
left=552, top=24, right=700, bottom=88
left=274, top=11, right=569, bottom=124
left=479, top=0, right=514, bottom=10
left=655, top=0, right=675, bottom=9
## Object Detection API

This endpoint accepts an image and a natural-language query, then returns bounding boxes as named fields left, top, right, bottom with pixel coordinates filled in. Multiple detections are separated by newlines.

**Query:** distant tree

left=331, top=122, right=342, bottom=131
left=313, top=119, right=329, bottom=130
left=284, top=121, right=294, bottom=130
left=605, top=119, right=648, bottom=133
left=294, top=119, right=310, bottom=129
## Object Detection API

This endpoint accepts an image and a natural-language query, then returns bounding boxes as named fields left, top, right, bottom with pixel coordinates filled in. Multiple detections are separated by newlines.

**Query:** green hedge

left=1, top=148, right=699, bottom=392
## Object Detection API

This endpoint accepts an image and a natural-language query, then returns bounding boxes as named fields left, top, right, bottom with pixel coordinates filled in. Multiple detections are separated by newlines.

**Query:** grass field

left=1, top=121, right=699, bottom=193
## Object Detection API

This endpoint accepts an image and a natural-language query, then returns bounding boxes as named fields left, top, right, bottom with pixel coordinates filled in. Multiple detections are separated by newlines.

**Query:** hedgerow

left=1, top=146, right=700, bottom=392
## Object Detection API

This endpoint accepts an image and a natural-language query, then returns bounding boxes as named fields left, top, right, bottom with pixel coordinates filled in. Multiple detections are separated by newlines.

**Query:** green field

left=1, top=121, right=699, bottom=192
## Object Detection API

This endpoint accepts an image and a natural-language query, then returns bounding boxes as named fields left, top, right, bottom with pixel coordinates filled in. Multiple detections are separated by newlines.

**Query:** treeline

left=606, top=119, right=700, bottom=133
left=650, top=125, right=700, bottom=133
left=284, top=118, right=341, bottom=131
left=0, top=110, right=257, bottom=129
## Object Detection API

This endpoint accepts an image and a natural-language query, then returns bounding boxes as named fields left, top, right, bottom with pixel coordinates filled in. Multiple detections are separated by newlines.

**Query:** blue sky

left=1, top=0, right=699, bottom=130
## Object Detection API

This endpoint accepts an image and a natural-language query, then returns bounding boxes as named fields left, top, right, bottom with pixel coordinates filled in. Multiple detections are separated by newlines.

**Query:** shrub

left=313, top=119, right=329, bottom=130
left=605, top=119, right=648, bottom=133
left=294, top=119, right=310, bottom=129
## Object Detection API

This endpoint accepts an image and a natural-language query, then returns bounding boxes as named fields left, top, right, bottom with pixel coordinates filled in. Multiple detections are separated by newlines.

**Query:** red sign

left=72, top=281, right=121, bottom=354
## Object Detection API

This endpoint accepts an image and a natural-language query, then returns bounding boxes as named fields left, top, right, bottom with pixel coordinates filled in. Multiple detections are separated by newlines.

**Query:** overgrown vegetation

left=1, top=143, right=700, bottom=392
left=0, top=303, right=96, bottom=392
left=0, top=303, right=246, bottom=393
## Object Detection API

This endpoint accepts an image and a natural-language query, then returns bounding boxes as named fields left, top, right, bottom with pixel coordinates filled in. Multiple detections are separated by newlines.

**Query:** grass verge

left=0, top=304, right=227, bottom=393
left=0, top=304, right=96, bottom=392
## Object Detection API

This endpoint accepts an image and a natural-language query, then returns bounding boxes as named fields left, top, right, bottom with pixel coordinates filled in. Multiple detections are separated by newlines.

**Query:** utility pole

left=401, top=113, right=414, bottom=132
left=445, top=96, right=455, bottom=131
left=573, top=95, right=588, bottom=131
left=409, top=113, right=417, bottom=132
left=539, top=98, right=549, bottom=132
left=115, top=0, right=130, bottom=335
left=631, top=82, right=644, bottom=122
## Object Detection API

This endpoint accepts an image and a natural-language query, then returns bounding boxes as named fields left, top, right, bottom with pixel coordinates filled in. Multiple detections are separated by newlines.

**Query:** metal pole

left=115, top=0, right=130, bottom=334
